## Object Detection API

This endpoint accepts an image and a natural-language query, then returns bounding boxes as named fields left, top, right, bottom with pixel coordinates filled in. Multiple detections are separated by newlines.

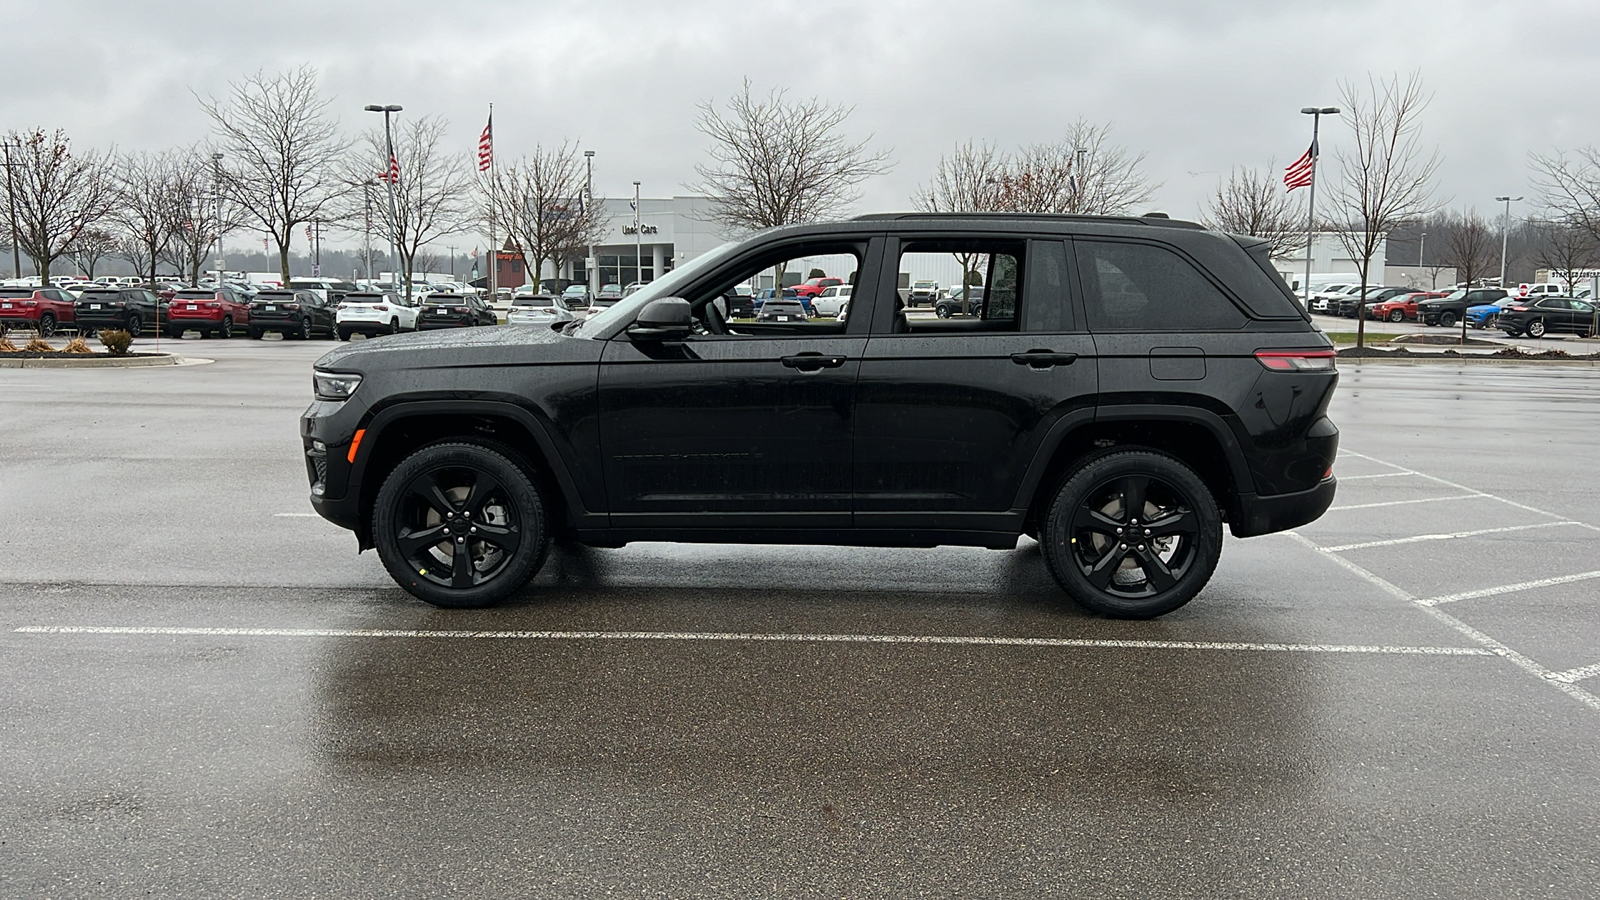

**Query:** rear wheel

left=218, top=317, right=234, bottom=339
left=248, top=328, right=264, bottom=340
left=337, top=328, right=351, bottom=342
left=126, top=314, right=142, bottom=336
left=389, top=318, right=400, bottom=335
left=294, top=318, right=312, bottom=340
left=1439, top=311, right=1457, bottom=328
left=167, top=327, right=185, bottom=340
left=38, top=313, right=56, bottom=337
left=372, top=442, right=552, bottom=609
left=1040, top=450, right=1222, bottom=619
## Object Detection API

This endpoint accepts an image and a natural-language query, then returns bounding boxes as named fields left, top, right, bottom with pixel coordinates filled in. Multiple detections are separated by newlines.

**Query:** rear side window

left=1075, top=240, right=1247, bottom=332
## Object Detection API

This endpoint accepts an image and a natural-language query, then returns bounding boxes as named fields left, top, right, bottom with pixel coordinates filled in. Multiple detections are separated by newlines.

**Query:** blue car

left=1465, top=296, right=1525, bottom=329
left=753, top=287, right=812, bottom=315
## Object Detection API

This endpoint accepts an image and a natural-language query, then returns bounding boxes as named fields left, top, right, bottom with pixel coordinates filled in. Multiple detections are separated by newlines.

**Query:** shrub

left=0, top=336, right=17, bottom=353
left=24, top=338, right=55, bottom=353
left=99, top=329, right=133, bottom=357
left=62, top=337, right=92, bottom=354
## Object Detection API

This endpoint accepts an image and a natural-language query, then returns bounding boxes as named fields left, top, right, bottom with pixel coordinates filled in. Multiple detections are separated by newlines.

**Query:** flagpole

left=485, top=103, right=496, bottom=305
left=1299, top=106, right=1339, bottom=307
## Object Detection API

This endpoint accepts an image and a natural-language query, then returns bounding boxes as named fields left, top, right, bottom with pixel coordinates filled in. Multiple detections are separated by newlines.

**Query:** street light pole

left=211, top=152, right=225, bottom=288
left=362, top=180, right=375, bottom=282
left=584, top=150, right=595, bottom=298
left=633, top=180, right=642, bottom=288
left=1495, top=195, right=1522, bottom=289
left=365, top=103, right=403, bottom=296
left=1299, top=106, right=1341, bottom=307
left=3, top=139, right=21, bottom=279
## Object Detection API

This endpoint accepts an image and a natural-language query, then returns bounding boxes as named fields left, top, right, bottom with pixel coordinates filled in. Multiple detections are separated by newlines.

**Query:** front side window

left=1076, top=240, right=1247, bottom=332
left=679, top=242, right=862, bottom=336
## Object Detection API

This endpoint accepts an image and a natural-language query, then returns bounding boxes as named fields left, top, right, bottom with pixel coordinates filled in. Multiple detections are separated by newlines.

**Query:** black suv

left=248, top=289, right=336, bottom=340
left=1418, top=288, right=1508, bottom=327
left=301, top=213, right=1339, bottom=618
left=417, top=293, right=498, bottom=330
left=74, top=287, right=161, bottom=336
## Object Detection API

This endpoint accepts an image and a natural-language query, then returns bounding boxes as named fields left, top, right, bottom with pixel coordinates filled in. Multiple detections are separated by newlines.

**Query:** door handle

left=1010, top=350, right=1079, bottom=369
left=781, top=352, right=848, bottom=371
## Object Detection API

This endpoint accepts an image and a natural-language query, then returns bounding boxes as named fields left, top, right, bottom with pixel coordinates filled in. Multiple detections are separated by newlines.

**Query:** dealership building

left=491, top=195, right=729, bottom=291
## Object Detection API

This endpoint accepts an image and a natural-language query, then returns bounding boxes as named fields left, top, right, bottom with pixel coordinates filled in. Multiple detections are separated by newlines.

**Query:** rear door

left=852, top=234, right=1098, bottom=534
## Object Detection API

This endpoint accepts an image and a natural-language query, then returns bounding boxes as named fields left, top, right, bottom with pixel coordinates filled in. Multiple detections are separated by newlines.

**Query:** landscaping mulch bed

left=0, top=351, right=160, bottom=359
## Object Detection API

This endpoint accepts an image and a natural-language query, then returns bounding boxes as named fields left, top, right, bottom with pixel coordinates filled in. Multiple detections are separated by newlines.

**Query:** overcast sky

left=7, top=0, right=1600, bottom=250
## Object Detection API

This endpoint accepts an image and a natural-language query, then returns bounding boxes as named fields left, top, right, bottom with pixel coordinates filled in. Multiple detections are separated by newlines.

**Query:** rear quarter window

left=1075, top=239, right=1247, bottom=332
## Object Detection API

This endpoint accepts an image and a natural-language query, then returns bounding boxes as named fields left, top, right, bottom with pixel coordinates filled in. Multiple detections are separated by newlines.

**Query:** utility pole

left=1495, top=195, right=1522, bottom=289
left=363, top=180, right=374, bottom=282
left=633, top=181, right=642, bottom=287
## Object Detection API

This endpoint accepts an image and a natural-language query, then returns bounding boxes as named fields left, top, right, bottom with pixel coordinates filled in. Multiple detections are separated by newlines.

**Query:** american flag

left=477, top=113, right=493, bottom=173
left=378, top=154, right=399, bottom=184
left=1284, top=139, right=1317, bottom=191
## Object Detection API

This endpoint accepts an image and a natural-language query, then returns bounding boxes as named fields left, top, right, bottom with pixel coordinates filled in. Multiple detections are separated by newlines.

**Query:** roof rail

left=851, top=211, right=1205, bottom=230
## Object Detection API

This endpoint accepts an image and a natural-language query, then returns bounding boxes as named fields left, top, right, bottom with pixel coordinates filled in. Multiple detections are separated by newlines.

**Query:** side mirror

left=627, top=297, right=693, bottom=340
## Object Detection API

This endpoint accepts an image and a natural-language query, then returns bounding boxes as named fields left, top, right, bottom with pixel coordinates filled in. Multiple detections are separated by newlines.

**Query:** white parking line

left=11, top=625, right=1495, bottom=657
left=1419, top=571, right=1600, bottom=606
left=1548, top=663, right=1600, bottom=684
left=1339, top=450, right=1597, bottom=532
left=1280, top=531, right=1600, bottom=711
left=1327, top=494, right=1480, bottom=512
left=272, top=513, right=319, bottom=518
left=1319, top=521, right=1582, bottom=553
left=1336, top=472, right=1418, bottom=481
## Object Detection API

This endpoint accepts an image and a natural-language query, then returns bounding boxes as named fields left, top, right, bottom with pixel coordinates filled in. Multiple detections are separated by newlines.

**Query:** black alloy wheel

left=38, top=313, right=56, bottom=337
left=373, top=442, right=551, bottom=609
left=125, top=314, right=142, bottom=336
left=1439, top=311, right=1457, bottom=328
left=1041, top=450, right=1222, bottom=618
left=1528, top=318, right=1547, bottom=338
left=295, top=318, right=312, bottom=340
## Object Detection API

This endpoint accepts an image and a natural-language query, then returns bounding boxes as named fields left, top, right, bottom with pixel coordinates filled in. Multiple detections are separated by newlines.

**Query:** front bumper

left=301, top=398, right=370, bottom=534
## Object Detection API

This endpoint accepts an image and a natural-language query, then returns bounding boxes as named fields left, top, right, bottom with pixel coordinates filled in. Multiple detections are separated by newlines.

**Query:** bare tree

left=1201, top=164, right=1305, bottom=258
left=2, top=128, right=115, bottom=285
left=201, top=66, right=347, bottom=285
left=1533, top=219, right=1600, bottom=335
left=342, top=116, right=473, bottom=302
left=112, top=149, right=183, bottom=286
left=914, top=141, right=1008, bottom=312
left=1326, top=72, right=1444, bottom=346
left=689, top=79, right=892, bottom=236
left=1442, top=209, right=1496, bottom=344
left=69, top=228, right=117, bottom=279
left=485, top=141, right=608, bottom=294
left=989, top=121, right=1159, bottom=216
left=1530, top=147, right=1600, bottom=244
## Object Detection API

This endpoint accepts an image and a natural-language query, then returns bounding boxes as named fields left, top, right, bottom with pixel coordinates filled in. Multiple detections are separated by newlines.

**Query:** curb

left=0, top=352, right=184, bottom=369
left=1339, top=355, right=1600, bottom=367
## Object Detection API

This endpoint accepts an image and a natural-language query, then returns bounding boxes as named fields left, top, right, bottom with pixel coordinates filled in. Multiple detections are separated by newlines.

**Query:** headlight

left=312, top=370, right=363, bottom=401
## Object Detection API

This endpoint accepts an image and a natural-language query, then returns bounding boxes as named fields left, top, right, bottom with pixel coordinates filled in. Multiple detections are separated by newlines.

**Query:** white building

left=533, top=195, right=727, bottom=289
left=1272, top=232, right=1386, bottom=292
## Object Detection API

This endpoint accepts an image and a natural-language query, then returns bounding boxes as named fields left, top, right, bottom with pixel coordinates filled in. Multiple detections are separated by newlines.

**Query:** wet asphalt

left=2, top=337, right=1598, bottom=898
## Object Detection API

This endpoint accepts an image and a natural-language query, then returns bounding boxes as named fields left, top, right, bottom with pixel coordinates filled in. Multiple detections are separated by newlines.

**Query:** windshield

left=1443, top=290, right=1467, bottom=300
left=575, top=241, right=740, bottom=335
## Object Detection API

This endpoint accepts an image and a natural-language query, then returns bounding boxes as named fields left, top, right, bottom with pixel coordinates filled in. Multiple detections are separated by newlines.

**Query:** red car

left=1370, top=290, right=1446, bottom=323
left=0, top=287, right=77, bottom=336
left=166, top=287, right=253, bottom=339
left=791, top=276, right=845, bottom=299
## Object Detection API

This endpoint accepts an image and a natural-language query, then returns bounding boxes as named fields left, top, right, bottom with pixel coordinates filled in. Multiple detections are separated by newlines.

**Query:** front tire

left=1439, top=311, right=1457, bottom=328
left=1528, top=318, right=1547, bottom=338
left=1388, top=310, right=1404, bottom=323
left=1040, top=450, right=1222, bottom=619
left=373, top=442, right=552, bottom=609
left=935, top=305, right=951, bottom=319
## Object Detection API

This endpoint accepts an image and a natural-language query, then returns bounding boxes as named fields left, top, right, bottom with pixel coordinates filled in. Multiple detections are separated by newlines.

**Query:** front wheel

left=1040, top=450, right=1222, bottom=619
left=935, top=305, right=951, bottom=319
left=372, top=442, right=552, bottom=609
left=1439, top=311, right=1457, bottom=328
left=1388, top=310, right=1404, bottom=323
left=1528, top=318, right=1547, bottom=338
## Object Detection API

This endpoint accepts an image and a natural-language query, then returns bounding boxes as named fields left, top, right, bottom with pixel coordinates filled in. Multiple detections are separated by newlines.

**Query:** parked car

left=907, top=279, right=941, bottom=307
left=935, top=287, right=986, bottom=318
left=505, top=294, right=577, bottom=326
left=1307, top=283, right=1361, bottom=315
left=1464, top=295, right=1526, bottom=330
left=417, top=293, right=497, bottom=330
left=1496, top=297, right=1598, bottom=338
left=166, top=287, right=253, bottom=338
left=792, top=276, right=845, bottom=299
left=0, top=287, right=78, bottom=336
left=811, top=284, right=853, bottom=317
left=596, top=283, right=623, bottom=301
left=74, top=286, right=161, bottom=336
left=560, top=285, right=592, bottom=309
left=301, top=211, right=1339, bottom=617
left=1369, top=290, right=1446, bottom=323
left=1418, top=288, right=1509, bottom=327
left=754, top=287, right=812, bottom=315
left=1332, top=286, right=1409, bottom=319
left=248, top=289, right=337, bottom=340
left=290, top=278, right=358, bottom=304
left=754, top=297, right=809, bottom=322
left=337, top=291, right=417, bottom=340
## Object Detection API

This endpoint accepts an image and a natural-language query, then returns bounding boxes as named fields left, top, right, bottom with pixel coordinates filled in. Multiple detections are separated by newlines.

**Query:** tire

left=218, top=317, right=234, bottom=339
left=372, top=442, right=552, bottom=609
left=935, top=305, right=951, bottom=319
left=168, top=327, right=185, bottom=340
left=337, top=328, right=350, bottom=342
left=1388, top=310, right=1404, bottom=323
left=126, top=314, right=142, bottom=336
left=248, top=328, right=264, bottom=340
left=38, top=313, right=56, bottom=337
left=1039, top=449, right=1223, bottom=619
left=1528, top=318, right=1546, bottom=338
left=1439, top=311, right=1457, bottom=328
left=389, top=318, right=400, bottom=335
left=293, top=318, right=312, bottom=340
left=1487, top=314, right=1498, bottom=329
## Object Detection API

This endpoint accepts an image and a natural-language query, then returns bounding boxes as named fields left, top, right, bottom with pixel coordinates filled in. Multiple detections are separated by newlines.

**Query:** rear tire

left=126, top=314, right=142, bottom=336
left=294, top=318, right=311, bottom=340
left=218, top=317, right=234, bottom=339
left=38, top=313, right=56, bottom=337
left=248, top=328, right=264, bottom=340
left=1040, top=450, right=1222, bottom=619
left=372, top=442, right=552, bottom=609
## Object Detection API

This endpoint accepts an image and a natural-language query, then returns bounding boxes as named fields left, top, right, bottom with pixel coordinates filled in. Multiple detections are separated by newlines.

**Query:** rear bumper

left=1229, top=476, right=1338, bottom=538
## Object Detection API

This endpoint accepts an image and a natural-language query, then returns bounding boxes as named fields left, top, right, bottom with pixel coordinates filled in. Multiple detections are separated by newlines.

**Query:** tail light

left=204, top=302, right=218, bottom=308
left=284, top=303, right=301, bottom=310
left=373, top=305, right=389, bottom=311
left=451, top=306, right=468, bottom=314
left=1512, top=306, right=1529, bottom=312
left=20, top=299, right=36, bottom=306
left=1255, top=349, right=1336, bottom=371
left=336, top=303, right=347, bottom=309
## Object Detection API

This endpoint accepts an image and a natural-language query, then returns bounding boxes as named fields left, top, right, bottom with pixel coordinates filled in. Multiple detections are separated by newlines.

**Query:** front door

left=596, top=237, right=882, bottom=531
left=853, top=236, right=1099, bottom=534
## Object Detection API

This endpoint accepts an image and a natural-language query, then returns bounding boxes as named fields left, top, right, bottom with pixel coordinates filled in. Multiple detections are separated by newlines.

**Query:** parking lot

left=2, top=343, right=1598, bottom=897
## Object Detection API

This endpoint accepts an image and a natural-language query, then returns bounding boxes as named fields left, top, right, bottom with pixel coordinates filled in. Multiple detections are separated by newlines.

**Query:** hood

left=314, top=323, right=597, bottom=371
